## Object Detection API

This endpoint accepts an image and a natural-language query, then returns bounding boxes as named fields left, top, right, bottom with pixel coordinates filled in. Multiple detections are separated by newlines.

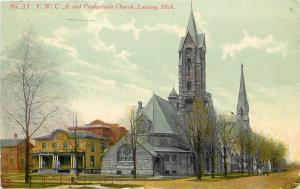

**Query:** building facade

left=102, top=7, right=252, bottom=176
left=0, top=139, right=34, bottom=173
left=68, top=119, right=127, bottom=145
left=102, top=95, right=195, bottom=176
left=31, top=129, right=110, bottom=174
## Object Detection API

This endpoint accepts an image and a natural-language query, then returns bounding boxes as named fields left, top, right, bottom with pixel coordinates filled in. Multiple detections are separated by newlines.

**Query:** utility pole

left=74, top=114, right=79, bottom=176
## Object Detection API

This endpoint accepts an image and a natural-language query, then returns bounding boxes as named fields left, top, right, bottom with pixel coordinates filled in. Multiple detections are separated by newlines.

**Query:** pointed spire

left=237, top=63, right=249, bottom=115
left=186, top=3, right=198, bottom=44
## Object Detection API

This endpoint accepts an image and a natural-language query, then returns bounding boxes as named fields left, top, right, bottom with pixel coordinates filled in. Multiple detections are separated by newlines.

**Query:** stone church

left=101, top=8, right=250, bottom=176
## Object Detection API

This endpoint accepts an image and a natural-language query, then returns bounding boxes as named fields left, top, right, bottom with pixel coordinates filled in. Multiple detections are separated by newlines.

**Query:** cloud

left=222, top=30, right=287, bottom=59
left=38, top=27, right=100, bottom=69
left=83, top=11, right=142, bottom=40
left=144, top=23, right=185, bottom=38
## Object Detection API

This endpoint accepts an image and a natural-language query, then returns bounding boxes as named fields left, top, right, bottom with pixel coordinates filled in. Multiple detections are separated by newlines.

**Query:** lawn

left=1, top=169, right=300, bottom=188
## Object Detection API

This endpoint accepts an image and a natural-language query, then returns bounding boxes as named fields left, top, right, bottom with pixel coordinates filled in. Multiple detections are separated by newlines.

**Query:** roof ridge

left=153, top=95, right=178, bottom=134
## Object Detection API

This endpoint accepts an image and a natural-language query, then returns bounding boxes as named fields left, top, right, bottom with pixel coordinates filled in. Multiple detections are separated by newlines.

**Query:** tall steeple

left=237, top=64, right=249, bottom=123
left=178, top=3, right=208, bottom=125
left=186, top=6, right=198, bottom=45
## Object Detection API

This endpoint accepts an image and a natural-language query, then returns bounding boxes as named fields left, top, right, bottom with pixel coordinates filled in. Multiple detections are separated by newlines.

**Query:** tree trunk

left=223, top=147, right=227, bottom=177
left=197, top=151, right=202, bottom=180
left=247, top=157, right=251, bottom=175
left=241, top=149, right=244, bottom=176
left=211, top=146, right=215, bottom=178
left=133, top=148, right=137, bottom=179
left=25, top=136, right=30, bottom=183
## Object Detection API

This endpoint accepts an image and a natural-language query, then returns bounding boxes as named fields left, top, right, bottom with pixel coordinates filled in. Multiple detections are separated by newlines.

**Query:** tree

left=206, top=110, right=217, bottom=178
left=217, top=112, right=236, bottom=177
left=126, top=103, right=144, bottom=179
left=187, top=97, right=210, bottom=180
left=2, top=31, right=58, bottom=183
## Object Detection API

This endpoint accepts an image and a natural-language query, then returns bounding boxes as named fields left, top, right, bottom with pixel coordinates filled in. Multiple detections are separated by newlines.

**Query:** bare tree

left=207, top=109, right=217, bottom=178
left=187, top=97, right=210, bottom=180
left=2, top=31, right=58, bottom=183
left=217, top=112, right=236, bottom=177
left=126, top=102, right=144, bottom=179
left=235, top=125, right=247, bottom=175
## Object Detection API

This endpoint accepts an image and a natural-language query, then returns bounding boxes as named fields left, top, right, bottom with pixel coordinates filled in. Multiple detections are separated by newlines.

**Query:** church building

left=101, top=7, right=251, bottom=176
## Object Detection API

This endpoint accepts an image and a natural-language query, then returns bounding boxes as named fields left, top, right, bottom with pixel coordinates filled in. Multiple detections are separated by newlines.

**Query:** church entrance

left=153, top=157, right=162, bottom=176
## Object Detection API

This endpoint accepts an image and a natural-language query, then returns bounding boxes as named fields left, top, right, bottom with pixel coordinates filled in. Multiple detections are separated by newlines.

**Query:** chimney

left=14, top=133, right=18, bottom=139
left=138, top=101, right=142, bottom=111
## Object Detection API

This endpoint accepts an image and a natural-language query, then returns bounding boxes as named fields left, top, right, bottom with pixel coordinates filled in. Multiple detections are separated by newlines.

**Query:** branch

left=29, top=107, right=58, bottom=138
left=4, top=108, right=26, bottom=133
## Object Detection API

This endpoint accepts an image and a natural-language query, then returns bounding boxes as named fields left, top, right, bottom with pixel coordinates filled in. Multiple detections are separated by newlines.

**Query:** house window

left=116, top=170, right=122, bottom=175
left=172, top=170, right=177, bottom=175
left=164, top=154, right=170, bottom=162
left=42, top=143, right=48, bottom=151
left=165, top=170, right=170, bottom=175
left=187, top=81, right=191, bottom=90
left=117, top=144, right=133, bottom=161
left=90, top=156, right=95, bottom=167
left=172, top=154, right=177, bottom=162
left=52, top=142, right=58, bottom=150
left=91, top=143, right=95, bottom=152
left=63, top=141, right=68, bottom=149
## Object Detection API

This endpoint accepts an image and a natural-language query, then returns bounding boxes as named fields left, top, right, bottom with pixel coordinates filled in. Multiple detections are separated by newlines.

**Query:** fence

left=1, top=174, right=121, bottom=188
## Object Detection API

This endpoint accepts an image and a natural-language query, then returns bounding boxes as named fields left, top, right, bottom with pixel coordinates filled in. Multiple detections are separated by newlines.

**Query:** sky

left=1, top=0, right=300, bottom=162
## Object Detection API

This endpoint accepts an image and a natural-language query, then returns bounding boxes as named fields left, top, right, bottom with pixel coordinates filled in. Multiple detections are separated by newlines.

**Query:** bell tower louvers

left=237, top=64, right=250, bottom=127
left=178, top=9, right=207, bottom=123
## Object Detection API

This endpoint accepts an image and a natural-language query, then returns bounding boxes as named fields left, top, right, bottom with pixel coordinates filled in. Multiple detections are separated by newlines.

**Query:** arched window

left=185, top=48, right=192, bottom=57
left=187, top=59, right=191, bottom=76
left=187, top=81, right=191, bottom=91
left=117, top=144, right=133, bottom=161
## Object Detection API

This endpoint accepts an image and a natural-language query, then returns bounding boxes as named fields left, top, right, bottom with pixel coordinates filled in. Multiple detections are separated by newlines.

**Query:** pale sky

left=1, top=0, right=300, bottom=162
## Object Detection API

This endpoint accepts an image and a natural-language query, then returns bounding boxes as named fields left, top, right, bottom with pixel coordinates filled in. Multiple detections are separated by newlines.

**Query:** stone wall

left=102, top=136, right=153, bottom=176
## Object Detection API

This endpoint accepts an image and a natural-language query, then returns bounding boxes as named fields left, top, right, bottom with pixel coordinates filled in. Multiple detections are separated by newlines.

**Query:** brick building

left=68, top=119, right=127, bottom=145
left=0, top=139, right=34, bottom=173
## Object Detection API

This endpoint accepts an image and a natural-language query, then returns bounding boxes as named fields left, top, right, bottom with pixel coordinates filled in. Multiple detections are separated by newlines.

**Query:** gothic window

left=185, top=48, right=192, bottom=57
left=164, top=154, right=170, bottom=162
left=117, top=144, right=133, bottom=161
left=187, top=59, right=191, bottom=76
left=187, top=81, right=191, bottom=90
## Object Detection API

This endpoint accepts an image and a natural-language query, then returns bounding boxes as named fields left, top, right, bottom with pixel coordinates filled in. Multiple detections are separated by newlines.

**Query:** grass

left=189, top=172, right=255, bottom=182
left=100, top=183, right=143, bottom=188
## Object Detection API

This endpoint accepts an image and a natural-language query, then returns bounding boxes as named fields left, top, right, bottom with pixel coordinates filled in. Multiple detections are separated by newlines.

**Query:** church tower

left=237, top=64, right=250, bottom=127
left=178, top=8, right=208, bottom=123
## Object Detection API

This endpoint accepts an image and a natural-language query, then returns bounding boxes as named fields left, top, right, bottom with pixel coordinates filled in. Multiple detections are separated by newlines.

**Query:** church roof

left=168, top=87, right=178, bottom=97
left=237, top=64, right=249, bottom=113
left=142, top=95, right=184, bottom=135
